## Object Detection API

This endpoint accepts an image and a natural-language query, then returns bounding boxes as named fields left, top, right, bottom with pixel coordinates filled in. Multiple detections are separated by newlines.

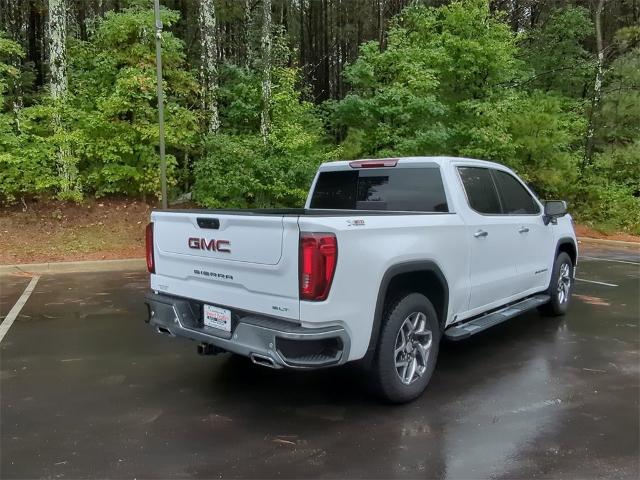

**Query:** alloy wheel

left=394, top=312, right=433, bottom=385
left=557, top=262, right=571, bottom=304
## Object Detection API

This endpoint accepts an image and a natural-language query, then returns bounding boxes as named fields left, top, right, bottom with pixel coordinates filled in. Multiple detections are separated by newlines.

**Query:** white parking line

left=581, top=256, right=640, bottom=266
left=575, top=277, right=618, bottom=287
left=0, top=275, right=40, bottom=344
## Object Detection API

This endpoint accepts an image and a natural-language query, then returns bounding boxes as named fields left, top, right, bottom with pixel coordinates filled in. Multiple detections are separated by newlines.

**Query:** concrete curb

left=577, top=237, right=640, bottom=248
left=0, top=258, right=146, bottom=275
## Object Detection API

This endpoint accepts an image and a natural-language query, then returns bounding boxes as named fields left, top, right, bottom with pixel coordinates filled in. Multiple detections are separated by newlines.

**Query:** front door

left=491, top=169, right=553, bottom=295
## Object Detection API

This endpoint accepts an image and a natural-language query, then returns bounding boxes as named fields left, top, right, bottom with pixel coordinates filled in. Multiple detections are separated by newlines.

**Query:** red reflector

left=349, top=159, right=398, bottom=168
left=145, top=222, right=155, bottom=274
left=299, top=233, right=338, bottom=301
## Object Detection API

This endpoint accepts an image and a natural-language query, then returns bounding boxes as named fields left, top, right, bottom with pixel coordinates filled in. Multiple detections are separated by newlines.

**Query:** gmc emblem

left=188, top=238, right=231, bottom=253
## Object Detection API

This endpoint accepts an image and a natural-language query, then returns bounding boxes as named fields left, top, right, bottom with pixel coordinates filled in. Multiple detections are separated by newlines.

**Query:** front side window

left=310, top=167, right=449, bottom=212
left=492, top=170, right=540, bottom=215
left=457, top=167, right=501, bottom=215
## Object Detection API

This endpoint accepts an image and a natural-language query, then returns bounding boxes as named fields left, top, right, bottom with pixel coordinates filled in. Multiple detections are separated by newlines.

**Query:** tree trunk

left=378, top=0, right=384, bottom=51
left=49, top=0, right=80, bottom=198
left=49, top=0, right=67, bottom=99
left=260, top=0, right=272, bottom=144
left=583, top=0, right=606, bottom=171
left=244, top=0, right=253, bottom=68
left=299, top=0, right=305, bottom=71
left=198, top=0, right=220, bottom=134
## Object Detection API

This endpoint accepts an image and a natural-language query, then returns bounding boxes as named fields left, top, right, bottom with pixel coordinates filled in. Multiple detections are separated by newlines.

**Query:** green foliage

left=67, top=6, right=198, bottom=197
left=0, top=32, right=36, bottom=202
left=520, top=6, right=594, bottom=96
left=335, top=0, right=523, bottom=157
left=1, top=7, right=198, bottom=202
left=574, top=175, right=640, bottom=234
left=334, top=1, right=582, bottom=198
left=459, top=91, right=585, bottom=197
left=577, top=36, right=640, bottom=233
left=0, top=33, right=23, bottom=99
left=0, top=1, right=637, bottom=234
left=193, top=67, right=340, bottom=208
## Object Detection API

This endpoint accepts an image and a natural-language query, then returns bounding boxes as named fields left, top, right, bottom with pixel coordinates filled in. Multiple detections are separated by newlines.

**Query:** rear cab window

left=457, top=167, right=502, bottom=214
left=310, top=167, right=449, bottom=212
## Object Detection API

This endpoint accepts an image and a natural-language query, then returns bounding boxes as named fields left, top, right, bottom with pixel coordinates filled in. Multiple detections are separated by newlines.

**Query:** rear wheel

left=539, top=252, right=573, bottom=316
left=370, top=293, right=440, bottom=403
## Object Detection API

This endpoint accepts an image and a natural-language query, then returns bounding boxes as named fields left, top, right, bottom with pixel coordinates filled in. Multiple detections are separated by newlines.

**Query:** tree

left=519, top=6, right=594, bottom=97
left=0, top=33, right=27, bottom=201
left=198, top=0, right=220, bottom=133
left=66, top=6, right=198, bottom=197
left=49, top=0, right=81, bottom=199
left=335, top=0, right=523, bottom=157
left=260, top=0, right=272, bottom=143
left=583, top=0, right=606, bottom=171
left=49, top=0, right=67, bottom=104
left=244, top=0, right=254, bottom=68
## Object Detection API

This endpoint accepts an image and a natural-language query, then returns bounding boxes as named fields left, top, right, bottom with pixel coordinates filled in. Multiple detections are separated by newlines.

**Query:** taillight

left=299, top=233, right=337, bottom=301
left=145, top=222, right=155, bottom=274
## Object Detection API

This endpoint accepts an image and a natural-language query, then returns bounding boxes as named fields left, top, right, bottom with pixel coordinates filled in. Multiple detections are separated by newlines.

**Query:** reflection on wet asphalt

left=1, top=244, right=638, bottom=478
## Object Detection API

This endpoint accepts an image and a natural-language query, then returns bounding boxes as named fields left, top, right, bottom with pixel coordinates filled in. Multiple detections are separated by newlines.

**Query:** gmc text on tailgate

left=145, top=156, right=577, bottom=403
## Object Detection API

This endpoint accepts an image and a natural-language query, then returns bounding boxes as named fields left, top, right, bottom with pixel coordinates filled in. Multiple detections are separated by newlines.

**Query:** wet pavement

left=1, top=244, right=639, bottom=478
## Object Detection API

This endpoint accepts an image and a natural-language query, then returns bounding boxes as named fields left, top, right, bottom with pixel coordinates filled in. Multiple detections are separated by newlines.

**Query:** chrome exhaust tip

left=156, top=326, right=174, bottom=336
left=250, top=353, right=278, bottom=369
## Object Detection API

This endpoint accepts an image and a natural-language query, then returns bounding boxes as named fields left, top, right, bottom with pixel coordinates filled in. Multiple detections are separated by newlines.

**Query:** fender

left=366, top=260, right=449, bottom=356
left=554, top=236, right=578, bottom=265
left=549, top=236, right=578, bottom=288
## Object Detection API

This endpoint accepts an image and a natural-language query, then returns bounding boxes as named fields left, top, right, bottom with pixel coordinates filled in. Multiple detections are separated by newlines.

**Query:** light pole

left=153, top=0, right=168, bottom=209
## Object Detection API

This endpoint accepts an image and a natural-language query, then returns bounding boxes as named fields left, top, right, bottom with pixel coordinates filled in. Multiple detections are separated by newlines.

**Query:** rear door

left=457, top=166, right=520, bottom=312
left=150, top=211, right=301, bottom=320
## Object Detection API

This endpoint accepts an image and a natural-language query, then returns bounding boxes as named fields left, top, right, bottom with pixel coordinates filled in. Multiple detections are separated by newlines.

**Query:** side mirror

left=543, top=200, right=568, bottom=225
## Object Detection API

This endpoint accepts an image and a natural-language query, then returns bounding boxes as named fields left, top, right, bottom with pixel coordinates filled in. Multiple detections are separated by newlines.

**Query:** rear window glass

left=310, top=168, right=449, bottom=212
left=458, top=167, right=502, bottom=215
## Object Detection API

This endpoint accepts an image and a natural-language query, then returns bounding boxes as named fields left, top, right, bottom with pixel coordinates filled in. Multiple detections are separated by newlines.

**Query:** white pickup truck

left=145, top=157, right=576, bottom=402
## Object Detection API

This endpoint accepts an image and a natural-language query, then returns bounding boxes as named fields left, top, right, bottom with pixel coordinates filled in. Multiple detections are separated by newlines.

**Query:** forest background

left=0, top=0, right=638, bottom=234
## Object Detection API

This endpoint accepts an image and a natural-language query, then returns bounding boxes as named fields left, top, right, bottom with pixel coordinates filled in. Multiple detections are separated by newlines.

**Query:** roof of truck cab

left=318, top=156, right=507, bottom=171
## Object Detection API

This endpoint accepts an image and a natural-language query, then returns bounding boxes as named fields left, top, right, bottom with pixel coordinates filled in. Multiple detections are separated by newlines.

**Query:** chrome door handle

left=518, top=227, right=530, bottom=234
left=474, top=230, right=488, bottom=238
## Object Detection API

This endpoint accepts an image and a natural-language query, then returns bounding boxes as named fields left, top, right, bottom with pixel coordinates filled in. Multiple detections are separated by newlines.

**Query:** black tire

left=370, top=293, right=441, bottom=403
left=538, top=252, right=574, bottom=316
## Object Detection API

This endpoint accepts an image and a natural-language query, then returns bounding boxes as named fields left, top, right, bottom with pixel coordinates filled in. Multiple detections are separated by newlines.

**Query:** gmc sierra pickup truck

left=145, top=157, right=576, bottom=403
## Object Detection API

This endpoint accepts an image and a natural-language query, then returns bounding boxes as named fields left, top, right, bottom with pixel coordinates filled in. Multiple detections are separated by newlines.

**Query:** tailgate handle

left=197, top=218, right=220, bottom=229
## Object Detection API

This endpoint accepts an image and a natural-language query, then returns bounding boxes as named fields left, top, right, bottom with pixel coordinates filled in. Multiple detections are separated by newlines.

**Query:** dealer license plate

left=203, top=304, right=232, bottom=332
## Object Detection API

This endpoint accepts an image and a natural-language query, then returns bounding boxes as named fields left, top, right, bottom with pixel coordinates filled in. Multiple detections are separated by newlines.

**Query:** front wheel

left=370, top=293, right=440, bottom=403
left=539, top=252, right=574, bottom=316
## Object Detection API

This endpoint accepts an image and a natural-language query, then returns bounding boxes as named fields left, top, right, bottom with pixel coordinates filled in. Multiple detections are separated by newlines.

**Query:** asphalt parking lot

left=1, top=244, right=639, bottom=479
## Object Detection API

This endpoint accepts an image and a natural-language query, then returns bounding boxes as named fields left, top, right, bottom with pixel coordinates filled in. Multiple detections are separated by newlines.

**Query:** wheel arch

left=555, top=237, right=577, bottom=266
left=366, top=261, right=449, bottom=357
left=546, top=237, right=577, bottom=292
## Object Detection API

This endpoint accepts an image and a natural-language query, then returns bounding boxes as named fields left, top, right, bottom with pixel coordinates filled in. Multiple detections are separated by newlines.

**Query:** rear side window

left=458, top=167, right=501, bottom=214
left=310, top=168, right=449, bottom=212
left=492, top=170, right=540, bottom=215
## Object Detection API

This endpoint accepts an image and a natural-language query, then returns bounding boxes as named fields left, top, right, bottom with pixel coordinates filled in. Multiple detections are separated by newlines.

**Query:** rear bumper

left=145, top=291, right=350, bottom=369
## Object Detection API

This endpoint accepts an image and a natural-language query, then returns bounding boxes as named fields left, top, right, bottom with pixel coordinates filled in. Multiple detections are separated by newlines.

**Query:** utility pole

left=153, top=0, right=168, bottom=209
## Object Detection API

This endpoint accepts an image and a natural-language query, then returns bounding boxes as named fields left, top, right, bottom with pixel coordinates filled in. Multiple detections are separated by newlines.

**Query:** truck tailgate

left=150, top=211, right=301, bottom=320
